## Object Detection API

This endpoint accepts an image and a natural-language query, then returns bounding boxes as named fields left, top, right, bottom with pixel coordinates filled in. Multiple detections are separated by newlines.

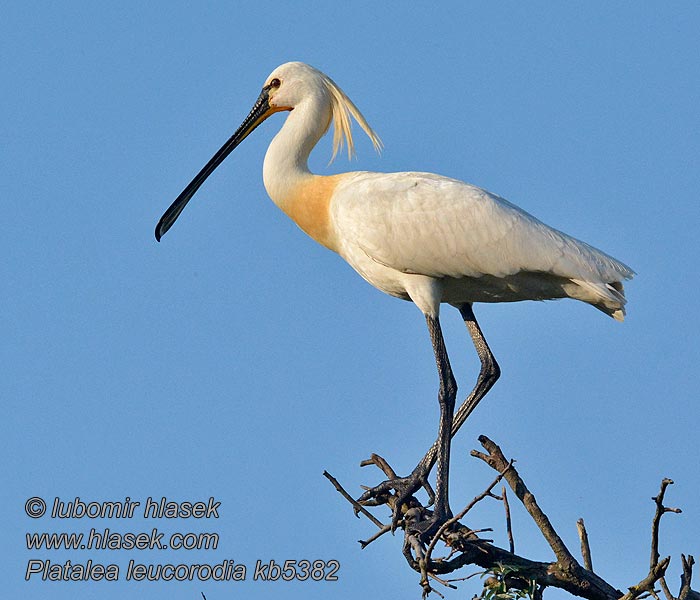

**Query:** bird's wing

left=333, top=172, right=634, bottom=283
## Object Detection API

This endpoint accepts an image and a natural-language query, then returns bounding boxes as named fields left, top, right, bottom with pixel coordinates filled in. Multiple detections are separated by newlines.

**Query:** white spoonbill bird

left=156, top=61, right=634, bottom=534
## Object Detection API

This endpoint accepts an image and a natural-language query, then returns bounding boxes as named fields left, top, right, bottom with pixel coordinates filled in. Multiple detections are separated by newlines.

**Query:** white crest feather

left=319, top=73, right=383, bottom=162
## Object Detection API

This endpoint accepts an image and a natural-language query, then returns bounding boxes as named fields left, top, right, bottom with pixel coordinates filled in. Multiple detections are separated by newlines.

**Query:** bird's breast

left=277, top=174, right=347, bottom=252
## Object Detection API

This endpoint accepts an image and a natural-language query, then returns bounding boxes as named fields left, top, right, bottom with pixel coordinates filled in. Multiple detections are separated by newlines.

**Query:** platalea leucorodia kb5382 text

left=156, top=61, right=634, bottom=535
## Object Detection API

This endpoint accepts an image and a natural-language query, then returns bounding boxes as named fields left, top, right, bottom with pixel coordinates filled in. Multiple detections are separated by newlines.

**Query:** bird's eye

left=269, top=78, right=281, bottom=89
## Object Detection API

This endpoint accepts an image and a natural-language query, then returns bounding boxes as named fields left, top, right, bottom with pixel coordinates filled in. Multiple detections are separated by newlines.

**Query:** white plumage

left=331, top=170, right=633, bottom=319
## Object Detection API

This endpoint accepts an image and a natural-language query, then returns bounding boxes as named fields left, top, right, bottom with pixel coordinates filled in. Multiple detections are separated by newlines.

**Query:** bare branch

left=504, top=485, right=515, bottom=554
left=679, top=555, right=697, bottom=600
left=660, top=577, right=675, bottom=600
left=648, top=478, right=683, bottom=600
left=359, top=523, right=392, bottom=548
left=620, top=557, right=671, bottom=600
left=577, top=517, right=593, bottom=571
left=471, top=435, right=577, bottom=568
left=360, top=453, right=398, bottom=479
left=651, top=479, right=681, bottom=569
left=323, top=470, right=385, bottom=529
left=423, top=459, right=513, bottom=566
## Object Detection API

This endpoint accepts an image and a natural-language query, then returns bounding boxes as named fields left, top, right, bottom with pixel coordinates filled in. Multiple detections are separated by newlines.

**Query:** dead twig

left=577, top=517, right=593, bottom=571
left=620, top=558, right=671, bottom=600
left=504, top=485, right=515, bottom=554
left=423, top=459, right=513, bottom=568
left=471, top=435, right=577, bottom=568
left=360, top=453, right=398, bottom=478
left=651, top=480, right=681, bottom=568
left=323, top=470, right=385, bottom=529
left=651, top=479, right=682, bottom=600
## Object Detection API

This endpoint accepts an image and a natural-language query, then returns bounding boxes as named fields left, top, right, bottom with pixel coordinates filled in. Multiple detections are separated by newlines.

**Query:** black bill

left=155, top=86, right=274, bottom=241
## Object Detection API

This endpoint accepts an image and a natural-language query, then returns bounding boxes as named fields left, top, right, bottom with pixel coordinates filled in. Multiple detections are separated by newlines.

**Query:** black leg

left=452, top=303, right=500, bottom=437
left=359, top=303, right=500, bottom=534
left=424, top=313, right=457, bottom=523
left=358, top=313, right=457, bottom=531
left=415, top=303, right=500, bottom=475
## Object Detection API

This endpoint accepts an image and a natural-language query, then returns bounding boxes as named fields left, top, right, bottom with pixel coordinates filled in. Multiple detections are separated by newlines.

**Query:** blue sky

left=2, top=2, right=699, bottom=599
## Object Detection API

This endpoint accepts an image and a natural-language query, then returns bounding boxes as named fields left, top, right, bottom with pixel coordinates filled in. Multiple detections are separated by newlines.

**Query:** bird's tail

left=570, top=279, right=628, bottom=321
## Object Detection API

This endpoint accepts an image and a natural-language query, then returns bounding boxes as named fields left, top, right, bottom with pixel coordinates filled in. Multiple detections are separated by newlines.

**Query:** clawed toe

left=358, top=469, right=436, bottom=530
left=404, top=508, right=451, bottom=541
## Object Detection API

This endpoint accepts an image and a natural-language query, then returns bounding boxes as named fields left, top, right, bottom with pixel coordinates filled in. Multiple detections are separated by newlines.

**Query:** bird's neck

left=262, top=97, right=330, bottom=207
left=262, top=96, right=343, bottom=252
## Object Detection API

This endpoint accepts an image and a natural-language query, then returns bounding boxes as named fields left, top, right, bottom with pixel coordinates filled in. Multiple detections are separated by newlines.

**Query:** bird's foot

left=357, top=462, right=435, bottom=531
left=403, top=505, right=452, bottom=543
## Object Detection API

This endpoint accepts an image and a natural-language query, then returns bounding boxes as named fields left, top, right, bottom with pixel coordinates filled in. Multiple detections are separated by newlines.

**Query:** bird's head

left=155, top=62, right=381, bottom=241
left=263, top=62, right=327, bottom=111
